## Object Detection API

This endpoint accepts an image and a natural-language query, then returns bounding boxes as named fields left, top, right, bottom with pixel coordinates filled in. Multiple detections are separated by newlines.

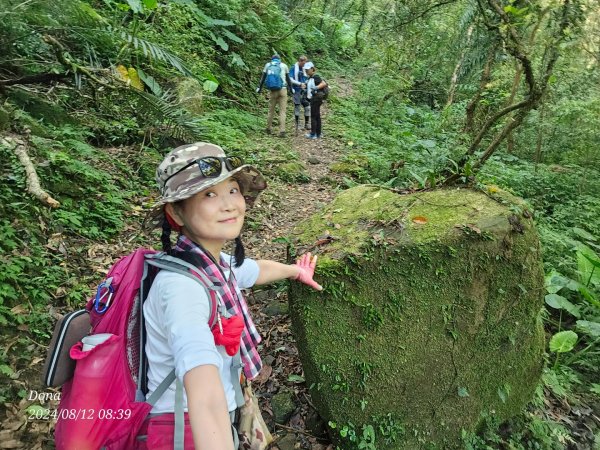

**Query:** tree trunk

left=446, top=24, right=474, bottom=108
left=504, top=10, right=547, bottom=154
left=465, top=42, right=496, bottom=132
left=354, top=0, right=368, bottom=51
left=534, top=100, right=547, bottom=171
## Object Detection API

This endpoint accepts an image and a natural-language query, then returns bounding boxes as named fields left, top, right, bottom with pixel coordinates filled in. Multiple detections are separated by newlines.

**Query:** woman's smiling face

left=167, top=178, right=246, bottom=253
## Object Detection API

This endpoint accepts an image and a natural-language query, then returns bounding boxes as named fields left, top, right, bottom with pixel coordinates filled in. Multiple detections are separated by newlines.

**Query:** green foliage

left=328, top=72, right=468, bottom=188
left=329, top=414, right=404, bottom=450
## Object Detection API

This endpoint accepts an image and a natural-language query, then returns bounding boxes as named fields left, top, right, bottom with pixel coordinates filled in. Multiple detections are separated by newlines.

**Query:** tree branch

left=0, top=72, right=69, bottom=87
left=267, top=20, right=306, bottom=45
left=3, top=134, right=60, bottom=208
left=378, top=0, right=459, bottom=32
left=465, top=99, right=530, bottom=157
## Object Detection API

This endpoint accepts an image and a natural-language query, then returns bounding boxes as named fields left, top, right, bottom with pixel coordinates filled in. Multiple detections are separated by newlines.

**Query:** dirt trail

left=243, top=82, right=351, bottom=449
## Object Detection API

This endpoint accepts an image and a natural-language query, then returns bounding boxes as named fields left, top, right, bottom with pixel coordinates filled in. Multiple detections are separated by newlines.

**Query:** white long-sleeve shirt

left=144, top=254, right=259, bottom=413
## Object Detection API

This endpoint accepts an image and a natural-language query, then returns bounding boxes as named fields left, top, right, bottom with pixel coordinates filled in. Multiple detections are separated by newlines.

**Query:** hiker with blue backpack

left=48, top=142, right=322, bottom=449
left=289, top=55, right=311, bottom=133
left=256, top=54, right=293, bottom=137
left=304, top=62, right=329, bottom=140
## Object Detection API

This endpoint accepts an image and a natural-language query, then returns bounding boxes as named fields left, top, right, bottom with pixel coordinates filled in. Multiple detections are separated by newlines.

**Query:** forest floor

left=243, top=98, right=348, bottom=450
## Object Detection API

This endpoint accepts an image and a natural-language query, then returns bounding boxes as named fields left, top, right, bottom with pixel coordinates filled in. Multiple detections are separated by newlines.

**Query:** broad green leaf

left=576, top=320, right=600, bottom=338
left=230, top=53, right=248, bottom=70
left=126, top=0, right=143, bottom=13
left=545, top=293, right=565, bottom=308
left=572, top=227, right=596, bottom=241
left=287, top=374, right=305, bottom=383
left=545, top=271, right=566, bottom=293
left=209, top=18, right=235, bottom=27
left=576, top=244, right=600, bottom=286
left=203, top=80, right=219, bottom=93
left=549, top=331, right=578, bottom=353
left=214, top=37, right=228, bottom=51
left=137, top=68, right=162, bottom=96
left=203, top=71, right=219, bottom=83
left=142, top=0, right=158, bottom=9
left=582, top=252, right=600, bottom=269
left=222, top=29, right=244, bottom=44
left=577, top=283, right=600, bottom=307
left=544, top=294, right=581, bottom=318
left=497, top=384, right=511, bottom=403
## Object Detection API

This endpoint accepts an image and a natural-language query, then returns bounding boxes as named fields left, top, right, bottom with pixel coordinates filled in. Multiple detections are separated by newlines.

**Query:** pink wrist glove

left=294, top=252, right=323, bottom=291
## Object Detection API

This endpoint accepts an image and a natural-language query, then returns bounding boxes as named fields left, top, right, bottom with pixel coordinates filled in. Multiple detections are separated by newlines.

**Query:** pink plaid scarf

left=174, top=236, right=263, bottom=379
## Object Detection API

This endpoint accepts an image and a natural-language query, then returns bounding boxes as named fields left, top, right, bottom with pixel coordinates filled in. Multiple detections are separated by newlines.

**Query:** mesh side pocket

left=127, top=293, right=141, bottom=384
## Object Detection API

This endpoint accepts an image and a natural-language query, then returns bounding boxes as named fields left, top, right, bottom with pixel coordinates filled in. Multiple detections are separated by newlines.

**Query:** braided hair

left=233, top=236, right=245, bottom=268
left=161, top=217, right=173, bottom=253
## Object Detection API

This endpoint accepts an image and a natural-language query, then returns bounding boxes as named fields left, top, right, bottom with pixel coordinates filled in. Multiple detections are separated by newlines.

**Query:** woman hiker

left=139, top=142, right=322, bottom=449
left=304, top=61, right=328, bottom=140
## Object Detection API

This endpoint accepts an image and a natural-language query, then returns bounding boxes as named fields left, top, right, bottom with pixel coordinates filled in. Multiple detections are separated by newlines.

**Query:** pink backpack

left=52, top=249, right=222, bottom=449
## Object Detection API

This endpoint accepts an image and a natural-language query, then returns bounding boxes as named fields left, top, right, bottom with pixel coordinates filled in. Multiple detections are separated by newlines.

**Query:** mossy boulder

left=276, top=161, right=310, bottom=183
left=288, top=186, right=545, bottom=449
left=176, top=78, right=204, bottom=115
left=330, top=153, right=369, bottom=177
left=8, top=89, right=75, bottom=126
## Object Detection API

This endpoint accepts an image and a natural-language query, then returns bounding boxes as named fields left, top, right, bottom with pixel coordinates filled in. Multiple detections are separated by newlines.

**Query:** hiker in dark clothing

left=304, top=62, right=328, bottom=139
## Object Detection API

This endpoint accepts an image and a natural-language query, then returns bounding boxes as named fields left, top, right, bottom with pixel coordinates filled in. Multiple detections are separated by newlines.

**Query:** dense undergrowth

left=1, top=0, right=599, bottom=448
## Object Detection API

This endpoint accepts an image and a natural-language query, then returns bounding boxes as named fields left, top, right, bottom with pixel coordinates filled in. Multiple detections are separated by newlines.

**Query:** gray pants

left=293, top=91, right=310, bottom=118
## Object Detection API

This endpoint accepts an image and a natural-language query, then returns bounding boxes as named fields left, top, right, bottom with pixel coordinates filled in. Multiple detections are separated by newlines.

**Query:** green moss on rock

left=288, top=186, right=545, bottom=449
left=0, top=106, right=10, bottom=132
left=176, top=78, right=204, bottom=115
left=9, top=89, right=76, bottom=126
left=276, top=161, right=310, bottom=183
left=330, top=153, right=369, bottom=177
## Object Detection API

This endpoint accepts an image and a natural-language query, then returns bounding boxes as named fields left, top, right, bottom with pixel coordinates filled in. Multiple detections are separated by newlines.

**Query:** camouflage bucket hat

left=144, top=142, right=267, bottom=230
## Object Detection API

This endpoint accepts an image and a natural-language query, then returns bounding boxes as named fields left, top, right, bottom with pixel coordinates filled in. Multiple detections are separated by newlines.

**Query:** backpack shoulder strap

left=136, top=253, right=219, bottom=400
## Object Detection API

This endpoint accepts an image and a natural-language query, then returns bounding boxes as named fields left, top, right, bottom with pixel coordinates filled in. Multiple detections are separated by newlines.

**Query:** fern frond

left=131, top=89, right=204, bottom=141
left=120, top=32, right=194, bottom=77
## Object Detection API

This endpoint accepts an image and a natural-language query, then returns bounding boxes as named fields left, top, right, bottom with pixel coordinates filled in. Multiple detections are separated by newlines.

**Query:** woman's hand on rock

left=294, top=252, right=323, bottom=291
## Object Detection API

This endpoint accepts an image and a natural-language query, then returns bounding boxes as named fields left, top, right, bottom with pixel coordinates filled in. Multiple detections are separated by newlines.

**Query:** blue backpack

left=265, top=62, right=283, bottom=90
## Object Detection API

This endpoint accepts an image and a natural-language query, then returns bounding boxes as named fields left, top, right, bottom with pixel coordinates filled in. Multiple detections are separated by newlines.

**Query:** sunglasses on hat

left=164, top=156, right=244, bottom=186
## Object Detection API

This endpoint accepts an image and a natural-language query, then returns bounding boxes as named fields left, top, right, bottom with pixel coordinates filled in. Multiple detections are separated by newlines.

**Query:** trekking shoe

left=305, top=133, right=317, bottom=139
left=279, top=131, right=286, bottom=138
left=304, top=122, right=311, bottom=130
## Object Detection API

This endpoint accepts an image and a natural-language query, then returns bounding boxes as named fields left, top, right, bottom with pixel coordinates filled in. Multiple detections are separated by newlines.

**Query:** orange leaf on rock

left=412, top=216, right=428, bottom=224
